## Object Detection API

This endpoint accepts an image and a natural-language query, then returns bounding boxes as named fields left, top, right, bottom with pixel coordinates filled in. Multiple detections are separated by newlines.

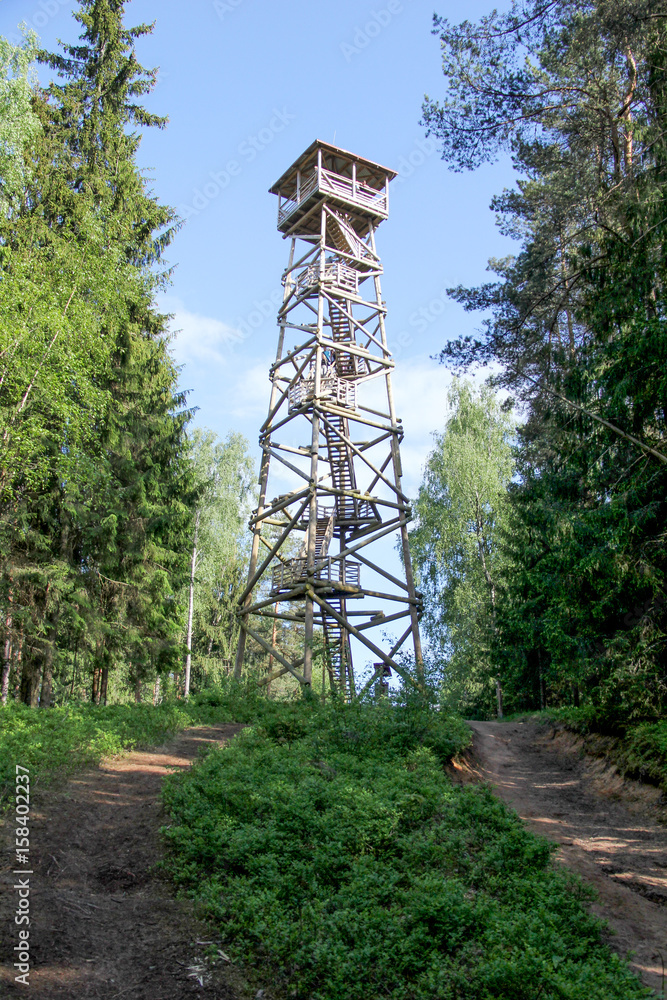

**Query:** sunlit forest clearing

left=1, top=1, right=666, bottom=998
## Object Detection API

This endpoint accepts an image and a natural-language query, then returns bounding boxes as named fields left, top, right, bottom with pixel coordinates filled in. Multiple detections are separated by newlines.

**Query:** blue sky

left=3, top=0, right=516, bottom=496
left=4, top=0, right=517, bottom=676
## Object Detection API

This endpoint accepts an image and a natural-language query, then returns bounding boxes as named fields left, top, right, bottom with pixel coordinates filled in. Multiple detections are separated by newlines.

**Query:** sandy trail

left=0, top=724, right=246, bottom=1000
left=468, top=720, right=667, bottom=995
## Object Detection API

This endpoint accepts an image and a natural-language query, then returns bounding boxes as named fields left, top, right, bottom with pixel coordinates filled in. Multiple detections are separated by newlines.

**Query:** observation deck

left=271, top=556, right=362, bottom=597
left=269, top=140, right=397, bottom=238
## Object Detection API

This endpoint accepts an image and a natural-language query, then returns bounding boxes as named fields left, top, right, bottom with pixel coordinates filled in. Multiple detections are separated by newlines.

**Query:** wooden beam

left=243, top=622, right=307, bottom=685
left=238, top=495, right=311, bottom=604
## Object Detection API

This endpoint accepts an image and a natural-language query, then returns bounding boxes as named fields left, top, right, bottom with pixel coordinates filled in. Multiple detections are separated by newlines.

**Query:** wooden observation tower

left=234, top=140, right=423, bottom=696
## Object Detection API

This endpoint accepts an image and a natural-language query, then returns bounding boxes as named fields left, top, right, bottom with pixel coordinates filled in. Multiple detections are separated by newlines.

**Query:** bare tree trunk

left=495, top=678, right=503, bottom=719
left=20, top=654, right=42, bottom=708
left=91, top=665, right=100, bottom=704
left=474, top=491, right=503, bottom=718
left=68, top=640, right=79, bottom=702
left=39, top=643, right=54, bottom=708
left=92, top=637, right=105, bottom=704
left=13, top=634, right=23, bottom=700
left=267, top=603, right=279, bottom=697
left=1, top=604, right=12, bottom=705
left=100, top=665, right=109, bottom=706
left=134, top=678, right=142, bottom=703
left=184, top=510, right=200, bottom=699
left=538, top=648, right=545, bottom=711
left=153, top=674, right=161, bottom=705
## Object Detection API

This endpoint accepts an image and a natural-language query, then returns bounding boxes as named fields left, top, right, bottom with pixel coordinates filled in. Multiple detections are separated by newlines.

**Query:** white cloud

left=164, top=298, right=244, bottom=366
left=362, top=356, right=455, bottom=497
left=226, top=362, right=272, bottom=422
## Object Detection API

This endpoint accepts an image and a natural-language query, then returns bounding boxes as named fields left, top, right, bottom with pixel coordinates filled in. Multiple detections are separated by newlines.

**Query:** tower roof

left=269, top=140, right=397, bottom=199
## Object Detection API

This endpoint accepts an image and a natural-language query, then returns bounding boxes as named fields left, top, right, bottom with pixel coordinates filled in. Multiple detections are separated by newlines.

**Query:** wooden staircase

left=323, top=412, right=358, bottom=522
left=329, top=302, right=369, bottom=378
left=326, top=208, right=379, bottom=269
left=322, top=596, right=353, bottom=694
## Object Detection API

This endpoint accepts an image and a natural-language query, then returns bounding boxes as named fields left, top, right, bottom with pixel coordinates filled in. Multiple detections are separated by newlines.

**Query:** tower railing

left=271, top=556, right=361, bottom=594
left=295, top=260, right=359, bottom=297
left=277, top=168, right=388, bottom=227
left=288, top=374, right=357, bottom=411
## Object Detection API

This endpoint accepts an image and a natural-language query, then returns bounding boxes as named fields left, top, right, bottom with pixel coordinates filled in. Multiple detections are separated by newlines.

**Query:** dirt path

left=0, top=724, right=248, bottom=1000
left=467, top=720, right=667, bottom=994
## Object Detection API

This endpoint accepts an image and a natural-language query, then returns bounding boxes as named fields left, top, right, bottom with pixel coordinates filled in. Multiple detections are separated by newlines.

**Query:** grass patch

left=0, top=679, right=271, bottom=809
left=162, top=695, right=652, bottom=1000
left=0, top=700, right=195, bottom=808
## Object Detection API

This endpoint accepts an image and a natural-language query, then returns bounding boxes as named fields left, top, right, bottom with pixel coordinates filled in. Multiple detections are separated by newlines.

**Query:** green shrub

left=616, top=720, right=667, bottom=791
left=162, top=699, right=651, bottom=1000
left=0, top=700, right=199, bottom=807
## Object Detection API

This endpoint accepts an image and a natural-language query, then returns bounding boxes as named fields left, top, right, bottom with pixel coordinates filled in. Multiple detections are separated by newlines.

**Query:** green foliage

left=0, top=3, right=199, bottom=707
left=423, top=1, right=667, bottom=722
left=0, top=700, right=196, bottom=808
left=411, top=380, right=515, bottom=716
left=183, top=428, right=255, bottom=692
left=162, top=697, right=650, bottom=1000
left=0, top=30, right=40, bottom=211
left=623, top=722, right=667, bottom=791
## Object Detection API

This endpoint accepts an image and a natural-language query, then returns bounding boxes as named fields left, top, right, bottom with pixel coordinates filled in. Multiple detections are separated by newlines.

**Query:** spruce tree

left=0, top=2, right=195, bottom=704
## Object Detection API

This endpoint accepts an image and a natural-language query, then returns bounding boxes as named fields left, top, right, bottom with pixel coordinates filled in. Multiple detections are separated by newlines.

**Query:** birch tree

left=410, top=381, right=515, bottom=717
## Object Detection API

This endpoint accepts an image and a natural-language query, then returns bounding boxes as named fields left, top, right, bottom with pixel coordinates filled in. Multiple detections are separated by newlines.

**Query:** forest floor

left=464, top=720, right=667, bottom=995
left=0, top=723, right=251, bottom=1000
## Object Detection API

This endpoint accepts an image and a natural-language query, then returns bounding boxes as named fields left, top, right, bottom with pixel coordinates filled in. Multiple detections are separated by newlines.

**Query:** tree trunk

left=134, top=678, right=142, bottom=703
left=474, top=492, right=503, bottom=718
left=1, top=607, right=12, bottom=706
left=495, top=678, right=503, bottom=719
left=537, top=648, right=545, bottom=711
left=100, top=665, right=109, bottom=706
left=68, top=641, right=79, bottom=702
left=39, top=643, right=54, bottom=708
left=153, top=674, right=161, bottom=705
left=92, top=637, right=105, bottom=704
left=13, top=634, right=23, bottom=700
left=267, top=603, right=279, bottom=697
left=184, top=510, right=200, bottom=699
left=20, top=654, right=42, bottom=708
left=91, top=664, right=101, bottom=704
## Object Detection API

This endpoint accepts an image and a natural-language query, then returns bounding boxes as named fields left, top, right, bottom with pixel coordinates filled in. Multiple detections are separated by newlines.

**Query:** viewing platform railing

left=295, top=261, right=359, bottom=297
left=271, top=557, right=361, bottom=594
left=278, top=168, right=388, bottom=227
left=288, top=375, right=357, bottom=411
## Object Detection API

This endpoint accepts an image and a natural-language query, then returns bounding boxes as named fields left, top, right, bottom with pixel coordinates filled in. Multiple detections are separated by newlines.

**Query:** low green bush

left=612, top=720, right=667, bottom=791
left=162, top=697, right=651, bottom=1000
left=0, top=700, right=197, bottom=807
